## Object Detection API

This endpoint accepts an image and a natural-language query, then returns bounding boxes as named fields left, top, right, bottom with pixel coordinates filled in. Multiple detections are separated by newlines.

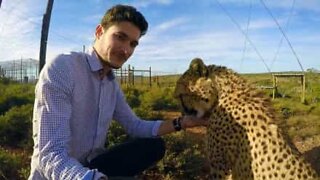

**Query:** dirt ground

left=294, top=135, right=320, bottom=174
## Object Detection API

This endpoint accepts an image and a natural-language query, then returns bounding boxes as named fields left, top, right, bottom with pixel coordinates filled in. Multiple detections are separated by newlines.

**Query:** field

left=141, top=72, right=320, bottom=178
left=0, top=71, right=319, bottom=179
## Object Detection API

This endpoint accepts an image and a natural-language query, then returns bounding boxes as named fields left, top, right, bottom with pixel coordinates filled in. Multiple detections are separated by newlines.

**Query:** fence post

left=149, top=66, right=152, bottom=87
left=272, top=74, right=276, bottom=99
left=132, top=66, right=135, bottom=86
left=128, top=65, right=131, bottom=86
left=301, top=75, right=306, bottom=103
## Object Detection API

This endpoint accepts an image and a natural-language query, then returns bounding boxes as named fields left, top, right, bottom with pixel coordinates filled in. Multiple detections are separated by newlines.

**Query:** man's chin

left=106, top=60, right=124, bottom=69
left=109, top=63, right=122, bottom=69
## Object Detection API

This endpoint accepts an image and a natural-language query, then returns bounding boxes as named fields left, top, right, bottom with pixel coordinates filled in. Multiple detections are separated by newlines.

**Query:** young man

left=29, top=4, right=207, bottom=180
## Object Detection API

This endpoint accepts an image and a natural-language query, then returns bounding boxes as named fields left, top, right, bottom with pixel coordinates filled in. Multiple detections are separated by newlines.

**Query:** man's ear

left=95, top=24, right=104, bottom=39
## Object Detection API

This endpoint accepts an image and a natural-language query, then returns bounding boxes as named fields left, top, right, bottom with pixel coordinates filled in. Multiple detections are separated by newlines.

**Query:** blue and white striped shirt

left=29, top=49, right=162, bottom=180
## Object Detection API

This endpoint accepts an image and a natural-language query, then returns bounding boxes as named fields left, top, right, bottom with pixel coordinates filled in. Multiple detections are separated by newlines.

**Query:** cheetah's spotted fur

left=174, top=58, right=318, bottom=180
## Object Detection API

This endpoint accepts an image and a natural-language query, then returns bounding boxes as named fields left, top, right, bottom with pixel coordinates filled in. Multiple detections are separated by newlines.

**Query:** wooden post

left=272, top=74, right=276, bottom=99
left=13, top=61, right=16, bottom=80
left=128, top=65, right=131, bottom=86
left=301, top=75, right=306, bottom=103
left=132, top=66, right=135, bottom=86
left=149, top=66, right=152, bottom=87
left=39, top=0, right=54, bottom=73
left=140, top=72, right=143, bottom=85
left=120, top=67, right=123, bottom=84
left=20, top=57, right=23, bottom=82
left=272, top=73, right=305, bottom=103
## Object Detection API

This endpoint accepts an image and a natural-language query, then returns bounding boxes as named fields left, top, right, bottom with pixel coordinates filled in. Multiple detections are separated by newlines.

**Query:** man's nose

left=122, top=45, right=132, bottom=56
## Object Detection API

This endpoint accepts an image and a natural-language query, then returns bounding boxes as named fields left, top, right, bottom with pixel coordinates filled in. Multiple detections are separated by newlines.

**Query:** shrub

left=0, top=77, right=11, bottom=85
left=0, top=147, right=29, bottom=180
left=133, top=107, right=163, bottom=120
left=140, top=87, right=179, bottom=111
left=0, top=104, right=33, bottom=149
left=140, top=132, right=207, bottom=180
left=122, top=86, right=143, bottom=108
left=0, top=84, right=34, bottom=115
left=106, top=121, right=128, bottom=148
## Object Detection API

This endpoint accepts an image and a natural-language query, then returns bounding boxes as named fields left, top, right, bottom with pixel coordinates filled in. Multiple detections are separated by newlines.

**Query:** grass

left=1, top=71, right=320, bottom=178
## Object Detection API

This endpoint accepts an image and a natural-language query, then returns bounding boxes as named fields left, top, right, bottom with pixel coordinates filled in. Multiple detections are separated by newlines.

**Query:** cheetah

left=174, top=58, right=319, bottom=180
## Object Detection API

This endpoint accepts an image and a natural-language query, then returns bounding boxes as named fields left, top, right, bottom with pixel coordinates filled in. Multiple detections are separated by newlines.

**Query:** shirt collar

left=85, top=48, right=115, bottom=80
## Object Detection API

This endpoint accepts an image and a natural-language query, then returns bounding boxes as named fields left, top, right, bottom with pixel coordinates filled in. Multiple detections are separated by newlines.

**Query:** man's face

left=94, top=21, right=141, bottom=69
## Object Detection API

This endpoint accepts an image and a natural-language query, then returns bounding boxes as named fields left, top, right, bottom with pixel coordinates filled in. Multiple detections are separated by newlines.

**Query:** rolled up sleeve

left=113, top=88, right=163, bottom=137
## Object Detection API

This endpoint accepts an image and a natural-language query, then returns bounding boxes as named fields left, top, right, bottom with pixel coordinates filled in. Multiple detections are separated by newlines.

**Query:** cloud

left=268, top=0, right=320, bottom=13
left=82, top=14, right=102, bottom=24
left=132, top=19, right=320, bottom=74
left=216, top=0, right=320, bottom=12
left=130, top=0, right=173, bottom=8
left=134, top=29, right=247, bottom=67
left=0, top=0, right=45, bottom=61
left=154, top=17, right=189, bottom=32
left=249, top=18, right=282, bottom=30
left=1, top=0, right=318, bottom=74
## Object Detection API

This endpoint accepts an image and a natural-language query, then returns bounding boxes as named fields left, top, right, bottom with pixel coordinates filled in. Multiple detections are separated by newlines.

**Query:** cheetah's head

left=174, top=58, right=218, bottom=118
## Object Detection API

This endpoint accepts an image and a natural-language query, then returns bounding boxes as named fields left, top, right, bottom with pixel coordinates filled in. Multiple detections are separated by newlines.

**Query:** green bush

left=0, top=104, right=33, bottom=149
left=122, top=86, right=143, bottom=108
left=0, top=147, right=29, bottom=180
left=140, top=87, right=179, bottom=111
left=106, top=121, right=129, bottom=148
left=0, top=77, right=11, bottom=85
left=0, top=84, right=34, bottom=115
left=133, top=107, right=164, bottom=120
left=140, top=132, right=207, bottom=180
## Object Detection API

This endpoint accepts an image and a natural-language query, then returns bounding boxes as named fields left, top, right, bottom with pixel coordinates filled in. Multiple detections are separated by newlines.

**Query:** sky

left=0, top=0, right=319, bottom=74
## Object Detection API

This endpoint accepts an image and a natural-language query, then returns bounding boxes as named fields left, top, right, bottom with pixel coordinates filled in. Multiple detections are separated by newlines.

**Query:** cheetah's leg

left=206, top=128, right=232, bottom=180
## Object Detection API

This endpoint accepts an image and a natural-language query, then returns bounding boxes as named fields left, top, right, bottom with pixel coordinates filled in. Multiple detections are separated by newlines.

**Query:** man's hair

left=101, top=4, right=148, bottom=36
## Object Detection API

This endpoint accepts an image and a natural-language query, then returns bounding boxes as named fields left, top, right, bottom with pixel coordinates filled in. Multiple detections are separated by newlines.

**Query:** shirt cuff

left=82, top=169, right=107, bottom=180
left=152, top=120, right=163, bottom=136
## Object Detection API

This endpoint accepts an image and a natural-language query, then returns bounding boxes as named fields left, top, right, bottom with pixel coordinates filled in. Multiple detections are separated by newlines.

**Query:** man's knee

left=140, top=137, right=166, bottom=161
left=152, top=138, right=166, bottom=161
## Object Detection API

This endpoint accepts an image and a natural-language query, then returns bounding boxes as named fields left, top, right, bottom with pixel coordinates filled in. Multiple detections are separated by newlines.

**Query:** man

left=29, top=4, right=207, bottom=180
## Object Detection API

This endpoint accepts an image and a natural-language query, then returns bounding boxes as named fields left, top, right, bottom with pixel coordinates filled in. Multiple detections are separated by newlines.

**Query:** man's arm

left=113, top=87, right=162, bottom=137
left=113, top=84, right=207, bottom=137
left=157, top=115, right=208, bottom=136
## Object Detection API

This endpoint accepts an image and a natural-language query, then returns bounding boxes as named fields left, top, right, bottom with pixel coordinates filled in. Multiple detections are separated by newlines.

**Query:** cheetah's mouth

left=179, top=95, right=198, bottom=116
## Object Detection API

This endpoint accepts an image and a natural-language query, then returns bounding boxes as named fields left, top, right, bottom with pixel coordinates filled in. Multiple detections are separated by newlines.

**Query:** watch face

left=173, top=117, right=182, bottom=131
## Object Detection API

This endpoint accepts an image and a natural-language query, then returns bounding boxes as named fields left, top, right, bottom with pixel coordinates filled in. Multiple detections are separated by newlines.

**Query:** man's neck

left=92, top=47, right=112, bottom=79
left=99, top=64, right=111, bottom=80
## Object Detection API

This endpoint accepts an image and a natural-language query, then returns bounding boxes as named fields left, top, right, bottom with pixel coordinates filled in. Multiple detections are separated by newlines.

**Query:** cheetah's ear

left=189, top=58, right=208, bottom=77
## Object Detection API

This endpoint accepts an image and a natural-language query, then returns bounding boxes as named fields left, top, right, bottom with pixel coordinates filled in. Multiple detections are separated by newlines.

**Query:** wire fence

left=0, top=58, right=39, bottom=83
left=0, top=59, right=178, bottom=87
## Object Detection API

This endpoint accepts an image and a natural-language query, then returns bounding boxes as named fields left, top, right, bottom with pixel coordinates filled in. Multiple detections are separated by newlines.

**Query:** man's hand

left=181, top=115, right=209, bottom=129
left=157, top=115, right=209, bottom=136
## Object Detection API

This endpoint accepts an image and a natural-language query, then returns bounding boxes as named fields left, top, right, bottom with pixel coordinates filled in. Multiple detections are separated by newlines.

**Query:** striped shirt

left=29, top=49, right=162, bottom=180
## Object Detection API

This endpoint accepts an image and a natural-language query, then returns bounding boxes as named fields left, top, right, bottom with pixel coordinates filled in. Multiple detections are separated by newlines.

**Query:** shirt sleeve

left=34, top=55, right=104, bottom=179
left=112, top=86, right=163, bottom=137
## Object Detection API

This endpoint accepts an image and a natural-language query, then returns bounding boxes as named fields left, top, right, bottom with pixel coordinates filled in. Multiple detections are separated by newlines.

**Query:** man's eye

left=115, top=34, right=125, bottom=40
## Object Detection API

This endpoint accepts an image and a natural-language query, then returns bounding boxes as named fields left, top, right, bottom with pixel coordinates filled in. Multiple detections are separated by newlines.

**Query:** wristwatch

left=173, top=116, right=183, bottom=131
